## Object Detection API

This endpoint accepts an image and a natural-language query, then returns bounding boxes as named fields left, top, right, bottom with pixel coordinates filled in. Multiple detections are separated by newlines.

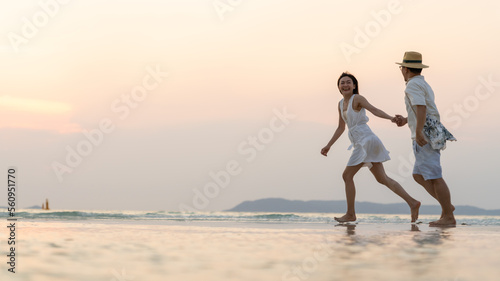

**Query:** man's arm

left=415, top=105, right=427, bottom=146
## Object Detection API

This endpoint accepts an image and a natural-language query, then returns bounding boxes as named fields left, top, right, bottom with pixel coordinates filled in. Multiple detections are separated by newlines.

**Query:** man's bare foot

left=410, top=201, right=421, bottom=223
left=440, top=205, right=455, bottom=219
left=411, top=224, right=420, bottom=232
left=429, top=216, right=456, bottom=226
left=334, top=214, right=356, bottom=223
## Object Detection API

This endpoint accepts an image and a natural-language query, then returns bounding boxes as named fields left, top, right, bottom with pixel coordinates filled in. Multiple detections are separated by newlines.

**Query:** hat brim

left=395, top=62, right=429, bottom=68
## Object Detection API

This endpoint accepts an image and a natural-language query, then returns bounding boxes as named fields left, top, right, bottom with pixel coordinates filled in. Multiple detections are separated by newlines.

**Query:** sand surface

left=1, top=219, right=500, bottom=281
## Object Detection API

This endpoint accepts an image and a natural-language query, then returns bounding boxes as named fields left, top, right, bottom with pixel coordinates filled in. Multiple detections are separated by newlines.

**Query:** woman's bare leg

left=370, top=163, right=421, bottom=222
left=335, top=164, right=363, bottom=222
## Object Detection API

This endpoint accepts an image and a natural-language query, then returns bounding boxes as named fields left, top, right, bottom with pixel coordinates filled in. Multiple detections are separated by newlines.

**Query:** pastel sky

left=1, top=0, right=499, bottom=211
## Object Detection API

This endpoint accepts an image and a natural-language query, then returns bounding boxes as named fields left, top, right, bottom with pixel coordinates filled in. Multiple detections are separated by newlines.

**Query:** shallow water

left=1, top=212, right=499, bottom=280
left=2, top=209, right=500, bottom=225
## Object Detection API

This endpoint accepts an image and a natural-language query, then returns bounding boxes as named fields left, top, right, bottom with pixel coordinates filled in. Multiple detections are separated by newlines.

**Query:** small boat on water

left=42, top=199, right=50, bottom=210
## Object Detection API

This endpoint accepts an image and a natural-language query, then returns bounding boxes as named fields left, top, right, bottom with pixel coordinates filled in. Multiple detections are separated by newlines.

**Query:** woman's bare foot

left=429, top=216, right=456, bottom=226
left=410, top=201, right=421, bottom=223
left=334, top=214, right=356, bottom=223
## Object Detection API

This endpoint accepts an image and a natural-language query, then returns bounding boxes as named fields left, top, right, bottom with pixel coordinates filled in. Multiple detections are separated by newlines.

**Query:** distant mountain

left=225, top=198, right=500, bottom=216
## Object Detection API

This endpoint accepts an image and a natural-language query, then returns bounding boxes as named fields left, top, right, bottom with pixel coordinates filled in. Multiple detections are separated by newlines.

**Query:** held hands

left=391, top=115, right=407, bottom=127
left=390, top=115, right=427, bottom=146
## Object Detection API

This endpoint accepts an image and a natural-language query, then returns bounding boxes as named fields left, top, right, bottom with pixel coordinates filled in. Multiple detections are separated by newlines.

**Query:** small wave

left=5, top=211, right=134, bottom=220
left=252, top=213, right=299, bottom=219
left=1, top=210, right=499, bottom=225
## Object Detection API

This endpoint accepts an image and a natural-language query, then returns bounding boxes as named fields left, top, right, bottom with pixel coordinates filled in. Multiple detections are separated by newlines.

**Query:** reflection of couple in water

left=321, top=51, right=456, bottom=226
left=335, top=223, right=455, bottom=247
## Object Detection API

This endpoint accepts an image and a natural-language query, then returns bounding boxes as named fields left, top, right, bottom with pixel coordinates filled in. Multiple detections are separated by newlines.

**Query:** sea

left=2, top=209, right=500, bottom=225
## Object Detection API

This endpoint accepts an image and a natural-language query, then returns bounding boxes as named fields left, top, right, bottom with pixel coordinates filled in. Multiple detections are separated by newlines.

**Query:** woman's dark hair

left=337, top=72, right=359, bottom=95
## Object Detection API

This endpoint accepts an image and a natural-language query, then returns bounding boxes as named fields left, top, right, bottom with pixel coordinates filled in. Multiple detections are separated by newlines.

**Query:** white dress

left=340, top=94, right=390, bottom=167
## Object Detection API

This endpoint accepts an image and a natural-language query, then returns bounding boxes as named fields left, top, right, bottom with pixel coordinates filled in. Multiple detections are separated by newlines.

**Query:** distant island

left=225, top=198, right=500, bottom=216
left=1, top=199, right=49, bottom=210
left=0, top=205, right=42, bottom=209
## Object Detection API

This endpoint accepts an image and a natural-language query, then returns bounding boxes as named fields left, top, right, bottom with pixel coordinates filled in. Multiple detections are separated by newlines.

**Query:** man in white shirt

left=394, top=51, right=456, bottom=226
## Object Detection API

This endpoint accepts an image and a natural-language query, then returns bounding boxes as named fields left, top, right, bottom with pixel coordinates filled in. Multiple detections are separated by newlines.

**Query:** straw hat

left=395, top=51, right=429, bottom=69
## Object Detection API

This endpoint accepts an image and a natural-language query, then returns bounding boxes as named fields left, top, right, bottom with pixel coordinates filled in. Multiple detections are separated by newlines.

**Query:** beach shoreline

left=2, top=216, right=500, bottom=281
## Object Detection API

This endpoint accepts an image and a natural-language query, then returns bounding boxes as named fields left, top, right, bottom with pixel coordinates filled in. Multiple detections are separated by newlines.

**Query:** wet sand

left=1, top=219, right=500, bottom=281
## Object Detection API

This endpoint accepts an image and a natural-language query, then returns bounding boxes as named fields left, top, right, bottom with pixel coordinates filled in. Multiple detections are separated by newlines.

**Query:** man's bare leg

left=413, top=174, right=437, bottom=198
left=370, top=163, right=421, bottom=222
left=335, top=164, right=363, bottom=223
left=413, top=174, right=455, bottom=219
left=428, top=178, right=456, bottom=226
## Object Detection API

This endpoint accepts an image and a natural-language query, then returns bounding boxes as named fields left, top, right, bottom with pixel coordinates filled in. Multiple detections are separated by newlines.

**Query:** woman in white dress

left=321, top=72, right=421, bottom=223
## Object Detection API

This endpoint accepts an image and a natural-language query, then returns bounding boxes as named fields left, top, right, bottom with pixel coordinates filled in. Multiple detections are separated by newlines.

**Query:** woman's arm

left=354, top=95, right=394, bottom=120
left=321, top=105, right=346, bottom=156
